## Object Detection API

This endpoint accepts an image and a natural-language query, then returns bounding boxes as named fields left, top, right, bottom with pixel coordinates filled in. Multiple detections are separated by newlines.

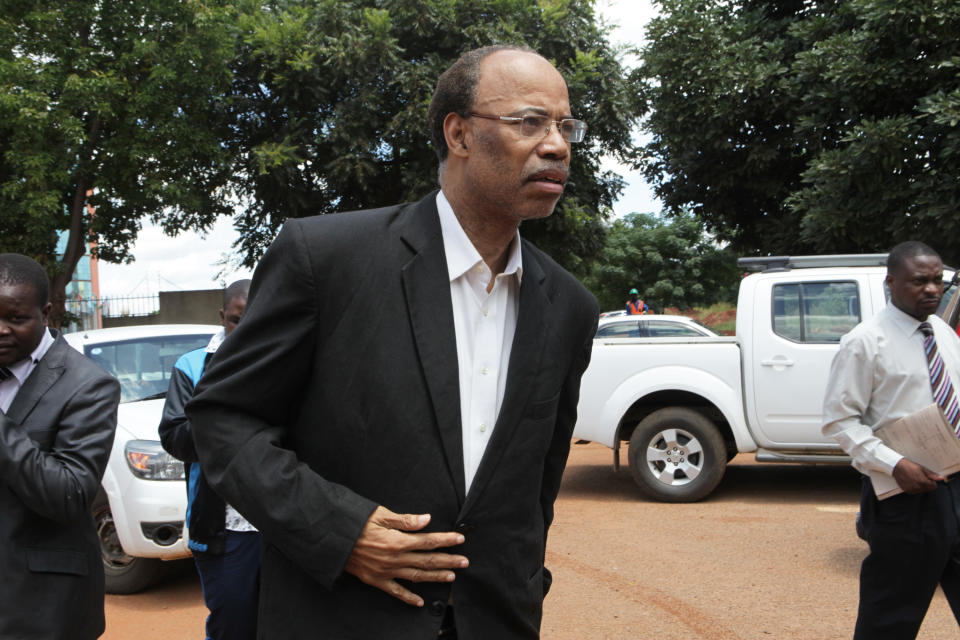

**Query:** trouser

left=193, top=530, right=261, bottom=640
left=854, top=475, right=960, bottom=639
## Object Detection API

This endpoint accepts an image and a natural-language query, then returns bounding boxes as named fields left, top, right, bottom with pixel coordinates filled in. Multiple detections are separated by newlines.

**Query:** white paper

left=872, top=403, right=960, bottom=499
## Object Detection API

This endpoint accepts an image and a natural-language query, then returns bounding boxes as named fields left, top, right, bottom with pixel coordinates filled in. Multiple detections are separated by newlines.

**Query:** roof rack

left=737, top=254, right=889, bottom=272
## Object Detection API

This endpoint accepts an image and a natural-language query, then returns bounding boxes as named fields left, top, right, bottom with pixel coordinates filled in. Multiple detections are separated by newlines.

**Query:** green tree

left=583, top=210, right=740, bottom=312
left=226, top=0, right=638, bottom=274
left=0, top=0, right=238, bottom=324
left=2, top=0, right=638, bottom=318
left=637, top=0, right=960, bottom=264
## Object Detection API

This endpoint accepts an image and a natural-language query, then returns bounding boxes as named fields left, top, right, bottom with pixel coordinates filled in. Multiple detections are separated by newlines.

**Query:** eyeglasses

left=469, top=113, right=587, bottom=143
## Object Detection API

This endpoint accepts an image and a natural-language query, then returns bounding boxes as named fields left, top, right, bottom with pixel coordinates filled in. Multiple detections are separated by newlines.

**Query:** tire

left=627, top=407, right=727, bottom=502
left=92, top=491, right=168, bottom=594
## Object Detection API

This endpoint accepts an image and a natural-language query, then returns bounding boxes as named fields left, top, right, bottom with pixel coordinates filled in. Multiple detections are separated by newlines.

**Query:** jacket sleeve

left=159, top=364, right=200, bottom=463
left=186, top=220, right=377, bottom=589
left=0, top=357, right=120, bottom=523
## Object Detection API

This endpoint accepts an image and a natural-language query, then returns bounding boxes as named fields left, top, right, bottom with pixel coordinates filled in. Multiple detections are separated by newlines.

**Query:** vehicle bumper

left=104, top=473, right=192, bottom=560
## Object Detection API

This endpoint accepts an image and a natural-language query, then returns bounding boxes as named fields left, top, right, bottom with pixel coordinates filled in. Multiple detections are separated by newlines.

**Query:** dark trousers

left=193, top=530, right=261, bottom=640
left=855, top=476, right=960, bottom=639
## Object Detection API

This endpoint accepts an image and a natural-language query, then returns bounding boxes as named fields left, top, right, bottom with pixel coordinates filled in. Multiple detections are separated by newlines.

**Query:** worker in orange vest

left=626, top=288, right=648, bottom=315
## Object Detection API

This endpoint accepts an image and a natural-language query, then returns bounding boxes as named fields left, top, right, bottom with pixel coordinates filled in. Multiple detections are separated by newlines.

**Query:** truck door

left=747, top=275, right=867, bottom=446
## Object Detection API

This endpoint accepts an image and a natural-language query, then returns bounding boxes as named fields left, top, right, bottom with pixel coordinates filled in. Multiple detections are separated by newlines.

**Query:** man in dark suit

left=187, top=45, right=598, bottom=639
left=0, top=253, right=121, bottom=639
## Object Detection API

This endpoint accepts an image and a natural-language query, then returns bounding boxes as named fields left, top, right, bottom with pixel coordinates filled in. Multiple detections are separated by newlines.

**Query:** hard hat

left=629, top=288, right=639, bottom=295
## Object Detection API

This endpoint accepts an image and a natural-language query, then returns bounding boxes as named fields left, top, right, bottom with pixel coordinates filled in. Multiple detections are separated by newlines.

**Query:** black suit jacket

left=0, top=332, right=120, bottom=640
left=188, top=192, right=598, bottom=639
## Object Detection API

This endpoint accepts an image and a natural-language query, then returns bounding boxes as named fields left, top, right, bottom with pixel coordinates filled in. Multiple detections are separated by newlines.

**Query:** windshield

left=85, top=334, right=213, bottom=403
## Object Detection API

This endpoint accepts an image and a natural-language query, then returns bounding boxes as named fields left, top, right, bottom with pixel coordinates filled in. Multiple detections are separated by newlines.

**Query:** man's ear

left=443, top=113, right=471, bottom=159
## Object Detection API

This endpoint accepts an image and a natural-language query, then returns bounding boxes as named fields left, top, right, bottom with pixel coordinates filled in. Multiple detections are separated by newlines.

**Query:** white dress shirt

left=436, top=191, right=522, bottom=492
left=0, top=328, right=55, bottom=413
left=822, top=304, right=960, bottom=484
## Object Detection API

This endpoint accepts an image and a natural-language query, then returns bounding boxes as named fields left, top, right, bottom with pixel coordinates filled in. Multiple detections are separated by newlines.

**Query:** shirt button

left=480, top=366, right=488, bottom=375
left=479, top=424, right=487, bottom=433
left=482, top=308, right=489, bottom=316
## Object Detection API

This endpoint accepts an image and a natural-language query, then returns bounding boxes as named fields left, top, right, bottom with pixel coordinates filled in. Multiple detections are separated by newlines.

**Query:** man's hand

left=892, top=458, right=944, bottom=494
left=344, top=506, right=468, bottom=607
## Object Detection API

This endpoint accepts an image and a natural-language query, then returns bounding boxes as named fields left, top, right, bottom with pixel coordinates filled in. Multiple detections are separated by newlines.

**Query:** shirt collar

left=205, top=328, right=227, bottom=354
left=436, top=190, right=523, bottom=284
left=7, top=327, right=55, bottom=383
left=885, top=302, right=928, bottom=338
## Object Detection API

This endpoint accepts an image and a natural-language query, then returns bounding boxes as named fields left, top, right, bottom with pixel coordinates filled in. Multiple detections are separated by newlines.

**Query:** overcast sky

left=97, top=0, right=659, bottom=297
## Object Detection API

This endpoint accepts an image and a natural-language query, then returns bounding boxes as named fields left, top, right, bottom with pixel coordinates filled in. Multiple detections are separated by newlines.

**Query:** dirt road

left=104, top=443, right=957, bottom=638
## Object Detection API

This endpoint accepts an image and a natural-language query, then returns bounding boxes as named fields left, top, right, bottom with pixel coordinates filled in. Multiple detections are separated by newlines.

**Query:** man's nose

left=537, top=124, right=570, bottom=159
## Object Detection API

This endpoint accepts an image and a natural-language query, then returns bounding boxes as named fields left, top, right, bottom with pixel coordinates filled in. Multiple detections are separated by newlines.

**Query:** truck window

left=772, top=281, right=860, bottom=343
left=644, top=320, right=709, bottom=338
left=86, top=334, right=213, bottom=403
left=596, top=321, right=642, bottom=338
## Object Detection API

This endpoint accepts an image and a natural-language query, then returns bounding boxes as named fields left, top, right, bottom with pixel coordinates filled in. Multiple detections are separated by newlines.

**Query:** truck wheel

left=92, top=491, right=167, bottom=594
left=628, top=407, right=727, bottom=502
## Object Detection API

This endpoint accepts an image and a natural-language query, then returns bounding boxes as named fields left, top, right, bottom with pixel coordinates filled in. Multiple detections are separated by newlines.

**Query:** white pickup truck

left=573, top=254, right=960, bottom=502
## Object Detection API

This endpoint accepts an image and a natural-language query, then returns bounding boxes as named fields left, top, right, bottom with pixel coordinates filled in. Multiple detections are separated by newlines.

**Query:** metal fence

left=65, top=294, right=160, bottom=332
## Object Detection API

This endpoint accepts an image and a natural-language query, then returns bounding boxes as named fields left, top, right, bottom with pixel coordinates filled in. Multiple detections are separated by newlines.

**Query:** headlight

left=124, top=440, right=185, bottom=480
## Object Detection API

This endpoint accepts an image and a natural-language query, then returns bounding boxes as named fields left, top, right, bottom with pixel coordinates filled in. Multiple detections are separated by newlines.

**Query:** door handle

left=761, top=358, right=795, bottom=367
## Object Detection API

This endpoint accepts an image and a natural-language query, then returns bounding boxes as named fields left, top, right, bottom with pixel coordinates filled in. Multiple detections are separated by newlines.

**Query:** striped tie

left=918, top=322, right=960, bottom=433
left=0, top=367, right=11, bottom=382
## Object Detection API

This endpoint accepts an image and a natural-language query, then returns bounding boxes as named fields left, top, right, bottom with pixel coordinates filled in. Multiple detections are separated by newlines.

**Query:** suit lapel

left=399, top=193, right=466, bottom=504
left=461, top=244, right=551, bottom=513
left=8, top=334, right=67, bottom=424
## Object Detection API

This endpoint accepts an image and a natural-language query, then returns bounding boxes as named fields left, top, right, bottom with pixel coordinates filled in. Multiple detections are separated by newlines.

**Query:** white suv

left=64, top=324, right=219, bottom=593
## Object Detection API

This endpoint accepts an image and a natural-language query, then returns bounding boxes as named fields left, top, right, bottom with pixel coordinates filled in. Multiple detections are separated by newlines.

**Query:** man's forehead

left=895, top=255, right=943, bottom=277
left=481, top=48, right=551, bottom=68
left=0, top=282, right=39, bottom=305
left=475, top=50, right=570, bottom=108
left=907, top=254, right=942, bottom=269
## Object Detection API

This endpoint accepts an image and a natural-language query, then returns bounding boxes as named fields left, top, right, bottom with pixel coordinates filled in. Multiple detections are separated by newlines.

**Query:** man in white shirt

left=159, top=279, right=257, bottom=640
left=823, top=240, right=960, bottom=638
left=187, top=45, right=599, bottom=639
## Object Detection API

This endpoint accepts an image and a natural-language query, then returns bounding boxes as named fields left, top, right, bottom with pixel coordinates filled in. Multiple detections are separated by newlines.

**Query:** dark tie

left=918, top=322, right=960, bottom=433
left=0, top=367, right=11, bottom=382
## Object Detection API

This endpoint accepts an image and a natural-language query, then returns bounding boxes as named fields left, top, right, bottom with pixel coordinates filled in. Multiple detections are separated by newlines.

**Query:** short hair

left=887, top=241, right=941, bottom=276
left=427, top=44, right=537, bottom=164
left=0, top=253, right=49, bottom=307
left=223, top=279, right=251, bottom=307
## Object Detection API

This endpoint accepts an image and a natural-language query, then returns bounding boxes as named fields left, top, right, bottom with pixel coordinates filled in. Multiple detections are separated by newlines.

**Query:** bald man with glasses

left=188, top=45, right=598, bottom=640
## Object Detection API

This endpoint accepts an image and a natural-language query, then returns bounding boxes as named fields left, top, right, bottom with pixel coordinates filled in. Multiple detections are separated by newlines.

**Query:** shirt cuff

left=872, top=444, right=904, bottom=476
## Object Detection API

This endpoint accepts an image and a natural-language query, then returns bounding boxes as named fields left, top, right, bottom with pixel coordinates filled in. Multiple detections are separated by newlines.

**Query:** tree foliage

left=0, top=0, right=238, bottom=322
left=583, top=210, right=740, bottom=313
left=637, top=0, right=960, bottom=264
left=1, top=0, right=639, bottom=318
left=226, top=0, right=638, bottom=273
